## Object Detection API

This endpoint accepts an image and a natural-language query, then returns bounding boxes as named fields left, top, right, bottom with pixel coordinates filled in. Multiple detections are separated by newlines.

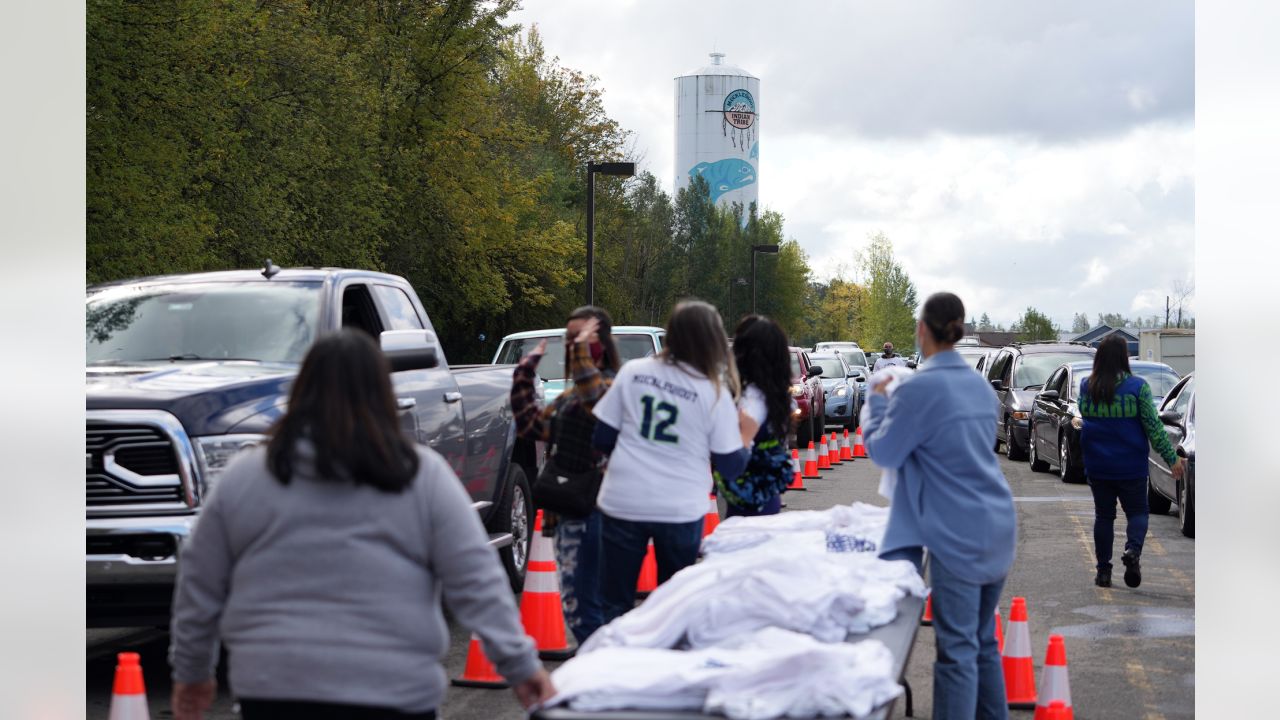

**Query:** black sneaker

left=1094, top=566, right=1112, bottom=588
left=1121, top=551, right=1142, bottom=588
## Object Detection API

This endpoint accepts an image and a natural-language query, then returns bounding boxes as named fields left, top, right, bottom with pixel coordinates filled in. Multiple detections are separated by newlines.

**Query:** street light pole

left=750, top=244, right=780, bottom=315
left=727, top=276, right=747, bottom=322
left=585, top=161, right=636, bottom=306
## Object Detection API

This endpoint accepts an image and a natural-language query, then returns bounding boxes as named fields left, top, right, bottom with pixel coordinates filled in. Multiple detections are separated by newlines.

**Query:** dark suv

left=984, top=342, right=1096, bottom=460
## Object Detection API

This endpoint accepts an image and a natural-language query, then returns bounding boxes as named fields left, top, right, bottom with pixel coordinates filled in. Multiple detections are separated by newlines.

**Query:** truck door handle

left=443, top=391, right=463, bottom=404
left=396, top=397, right=417, bottom=411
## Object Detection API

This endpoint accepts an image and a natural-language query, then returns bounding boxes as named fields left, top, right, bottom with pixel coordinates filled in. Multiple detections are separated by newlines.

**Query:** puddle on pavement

left=1052, top=605, right=1194, bottom=640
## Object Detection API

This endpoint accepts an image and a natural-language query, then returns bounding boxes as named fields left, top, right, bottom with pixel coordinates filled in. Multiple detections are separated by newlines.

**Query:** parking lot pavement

left=87, top=444, right=1194, bottom=720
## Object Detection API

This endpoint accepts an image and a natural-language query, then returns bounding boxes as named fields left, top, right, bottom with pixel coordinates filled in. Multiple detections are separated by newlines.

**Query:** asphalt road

left=87, top=443, right=1195, bottom=719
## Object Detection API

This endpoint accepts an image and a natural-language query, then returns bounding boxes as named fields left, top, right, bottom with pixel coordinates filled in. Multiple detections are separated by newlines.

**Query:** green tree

left=854, top=233, right=918, bottom=351
left=978, top=313, right=993, bottom=331
left=1016, top=307, right=1058, bottom=341
left=1071, top=313, right=1091, bottom=333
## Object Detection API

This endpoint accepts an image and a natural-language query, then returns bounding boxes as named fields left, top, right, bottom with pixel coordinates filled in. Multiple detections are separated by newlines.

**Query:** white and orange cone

left=636, top=540, right=658, bottom=594
left=995, top=607, right=1005, bottom=655
left=853, top=427, right=867, bottom=458
left=788, top=448, right=805, bottom=490
left=107, top=652, right=150, bottom=720
left=702, top=493, right=720, bottom=537
left=1033, top=635, right=1073, bottom=720
left=803, top=442, right=818, bottom=480
left=921, top=593, right=933, bottom=626
left=451, top=633, right=511, bottom=689
left=1002, top=597, right=1037, bottom=709
left=828, top=432, right=842, bottom=465
left=840, top=428, right=853, bottom=460
left=520, top=510, right=572, bottom=660
left=818, top=434, right=831, bottom=470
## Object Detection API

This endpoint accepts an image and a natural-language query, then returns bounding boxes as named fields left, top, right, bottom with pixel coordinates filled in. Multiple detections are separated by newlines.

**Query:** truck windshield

left=494, top=333, right=658, bottom=379
left=87, top=281, right=323, bottom=364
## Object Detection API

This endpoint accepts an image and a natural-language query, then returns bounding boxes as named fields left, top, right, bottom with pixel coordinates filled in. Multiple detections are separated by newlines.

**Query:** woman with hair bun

left=861, top=292, right=1016, bottom=720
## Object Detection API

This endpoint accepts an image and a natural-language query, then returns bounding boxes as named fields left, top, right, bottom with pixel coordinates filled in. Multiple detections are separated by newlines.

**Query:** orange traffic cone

left=829, top=432, right=842, bottom=465
left=1033, top=635, right=1073, bottom=720
left=107, top=652, right=150, bottom=720
left=1003, top=597, right=1037, bottom=709
left=452, top=633, right=511, bottom=689
left=520, top=510, right=572, bottom=660
left=818, top=434, right=831, bottom=470
left=921, top=593, right=933, bottom=626
left=636, top=540, right=658, bottom=594
left=788, top=448, right=805, bottom=490
left=853, top=427, right=867, bottom=458
left=840, top=428, right=853, bottom=460
left=803, top=442, right=818, bottom=479
left=1042, top=700, right=1072, bottom=720
left=702, top=493, right=720, bottom=537
left=995, top=607, right=1005, bottom=655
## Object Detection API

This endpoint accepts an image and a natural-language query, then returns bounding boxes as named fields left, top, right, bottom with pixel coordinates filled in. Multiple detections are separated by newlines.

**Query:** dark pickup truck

left=86, top=266, right=540, bottom=626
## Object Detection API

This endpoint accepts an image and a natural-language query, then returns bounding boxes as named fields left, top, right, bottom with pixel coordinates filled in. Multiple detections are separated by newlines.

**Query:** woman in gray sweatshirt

left=168, top=329, right=553, bottom=719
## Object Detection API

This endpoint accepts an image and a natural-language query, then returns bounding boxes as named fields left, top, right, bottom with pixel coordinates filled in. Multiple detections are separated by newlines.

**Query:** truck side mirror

left=990, top=379, right=1004, bottom=392
left=381, top=329, right=440, bottom=372
left=1159, top=409, right=1183, bottom=426
left=807, top=366, right=824, bottom=378
left=1038, top=390, right=1060, bottom=402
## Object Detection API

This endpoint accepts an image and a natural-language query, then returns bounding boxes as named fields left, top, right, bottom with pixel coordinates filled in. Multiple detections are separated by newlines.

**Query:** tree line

left=88, top=0, right=922, bottom=361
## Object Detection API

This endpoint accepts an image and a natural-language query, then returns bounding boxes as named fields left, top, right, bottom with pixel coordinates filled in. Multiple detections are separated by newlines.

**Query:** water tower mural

left=674, top=52, right=760, bottom=209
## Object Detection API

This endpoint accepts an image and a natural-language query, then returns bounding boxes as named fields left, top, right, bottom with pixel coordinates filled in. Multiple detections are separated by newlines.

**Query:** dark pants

left=239, top=699, right=436, bottom=719
left=724, top=493, right=782, bottom=518
left=1088, top=476, right=1149, bottom=569
left=554, top=509, right=604, bottom=644
left=599, top=512, right=704, bottom=623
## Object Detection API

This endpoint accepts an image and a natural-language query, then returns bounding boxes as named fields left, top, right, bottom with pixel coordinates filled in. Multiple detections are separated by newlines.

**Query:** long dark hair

left=567, top=305, right=621, bottom=374
left=1088, top=334, right=1132, bottom=406
left=733, top=315, right=792, bottom=439
left=267, top=329, right=420, bottom=492
left=661, top=300, right=739, bottom=397
left=921, top=292, right=966, bottom=344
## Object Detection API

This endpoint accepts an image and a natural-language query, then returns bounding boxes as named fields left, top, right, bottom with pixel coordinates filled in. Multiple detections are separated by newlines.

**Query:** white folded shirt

left=859, top=366, right=916, bottom=499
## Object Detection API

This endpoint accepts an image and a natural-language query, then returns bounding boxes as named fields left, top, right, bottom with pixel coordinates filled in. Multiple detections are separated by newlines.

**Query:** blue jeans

left=554, top=510, right=603, bottom=644
left=929, top=554, right=1009, bottom=720
left=725, top=494, right=782, bottom=517
left=1088, top=476, right=1148, bottom=569
left=599, top=512, right=704, bottom=624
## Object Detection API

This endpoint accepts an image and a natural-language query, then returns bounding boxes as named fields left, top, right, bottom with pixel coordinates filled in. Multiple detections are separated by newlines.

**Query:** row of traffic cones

left=794, top=427, right=866, bottom=489
left=921, top=593, right=1073, bottom=717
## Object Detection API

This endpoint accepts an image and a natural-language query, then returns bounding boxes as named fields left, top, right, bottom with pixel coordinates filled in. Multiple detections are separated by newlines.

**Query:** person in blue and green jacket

left=1074, top=334, right=1186, bottom=589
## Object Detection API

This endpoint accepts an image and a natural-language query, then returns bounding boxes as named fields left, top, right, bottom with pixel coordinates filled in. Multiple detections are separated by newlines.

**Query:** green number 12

left=639, top=395, right=680, bottom=444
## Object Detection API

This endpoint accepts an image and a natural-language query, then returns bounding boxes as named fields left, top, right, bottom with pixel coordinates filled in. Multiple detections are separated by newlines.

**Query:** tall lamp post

left=586, top=161, right=636, bottom=306
left=750, top=244, right=780, bottom=314
left=727, top=277, right=747, bottom=322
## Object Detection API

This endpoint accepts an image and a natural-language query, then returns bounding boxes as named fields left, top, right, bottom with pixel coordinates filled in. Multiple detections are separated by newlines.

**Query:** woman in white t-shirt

left=590, top=300, right=751, bottom=623
left=718, top=315, right=796, bottom=517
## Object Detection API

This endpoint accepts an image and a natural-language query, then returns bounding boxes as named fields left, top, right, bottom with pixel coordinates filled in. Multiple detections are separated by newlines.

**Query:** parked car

left=834, top=347, right=870, bottom=417
left=956, top=346, right=994, bottom=373
left=789, top=347, right=826, bottom=448
left=1029, top=360, right=1183, bottom=482
left=814, top=341, right=862, bottom=354
left=492, top=326, right=665, bottom=403
left=985, top=342, right=1097, bottom=460
left=866, top=351, right=882, bottom=369
left=1148, top=372, right=1195, bottom=537
left=86, top=266, right=541, bottom=625
left=809, top=352, right=861, bottom=431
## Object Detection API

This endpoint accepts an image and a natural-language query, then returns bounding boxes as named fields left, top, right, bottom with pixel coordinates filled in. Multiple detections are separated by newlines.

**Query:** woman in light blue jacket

left=862, top=292, right=1016, bottom=720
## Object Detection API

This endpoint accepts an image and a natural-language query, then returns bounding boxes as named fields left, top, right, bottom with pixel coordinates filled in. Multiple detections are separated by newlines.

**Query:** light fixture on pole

left=727, top=277, right=747, bottom=321
left=585, top=161, right=636, bottom=306
left=750, top=244, right=780, bottom=314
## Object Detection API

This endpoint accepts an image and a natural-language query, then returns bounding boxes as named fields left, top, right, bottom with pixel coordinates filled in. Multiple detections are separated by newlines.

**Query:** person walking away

left=1073, top=334, right=1185, bottom=589
left=590, top=300, right=751, bottom=623
left=862, top=292, right=1015, bottom=720
left=873, top=342, right=907, bottom=372
left=717, top=315, right=795, bottom=517
left=168, top=330, right=553, bottom=720
left=510, top=306, right=621, bottom=644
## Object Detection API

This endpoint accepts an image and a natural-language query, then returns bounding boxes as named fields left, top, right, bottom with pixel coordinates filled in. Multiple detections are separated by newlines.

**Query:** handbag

left=532, top=400, right=603, bottom=519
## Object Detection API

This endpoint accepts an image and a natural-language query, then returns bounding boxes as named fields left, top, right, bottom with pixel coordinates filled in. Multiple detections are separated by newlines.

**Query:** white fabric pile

left=547, top=627, right=904, bottom=720
left=858, top=365, right=915, bottom=499
left=701, top=502, right=890, bottom=557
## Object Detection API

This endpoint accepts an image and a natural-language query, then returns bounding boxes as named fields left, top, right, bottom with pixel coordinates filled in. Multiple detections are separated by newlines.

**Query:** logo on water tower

left=723, top=89, right=756, bottom=129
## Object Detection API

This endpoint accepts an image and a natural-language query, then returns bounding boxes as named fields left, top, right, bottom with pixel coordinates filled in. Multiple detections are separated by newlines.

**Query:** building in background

left=674, top=52, right=760, bottom=212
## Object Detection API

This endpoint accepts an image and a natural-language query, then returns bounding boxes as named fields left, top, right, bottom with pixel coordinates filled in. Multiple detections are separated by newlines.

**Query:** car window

left=813, top=357, right=845, bottom=378
left=1172, top=377, right=1194, bottom=417
left=1043, top=368, right=1065, bottom=396
left=1013, top=352, right=1096, bottom=388
left=495, top=336, right=565, bottom=379
left=839, top=350, right=868, bottom=367
left=1000, top=354, right=1014, bottom=385
left=373, top=285, right=424, bottom=330
left=790, top=353, right=802, bottom=380
left=1132, top=367, right=1182, bottom=398
left=614, top=334, right=659, bottom=362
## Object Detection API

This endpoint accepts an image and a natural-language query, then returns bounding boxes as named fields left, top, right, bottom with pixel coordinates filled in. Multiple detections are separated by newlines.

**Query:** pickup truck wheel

left=494, top=463, right=533, bottom=593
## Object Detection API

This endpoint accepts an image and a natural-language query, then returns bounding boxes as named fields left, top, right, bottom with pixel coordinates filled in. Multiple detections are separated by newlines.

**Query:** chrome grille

left=86, top=422, right=186, bottom=509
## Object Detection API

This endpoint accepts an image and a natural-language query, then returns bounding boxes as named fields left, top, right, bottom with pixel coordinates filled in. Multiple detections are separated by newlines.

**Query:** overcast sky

left=510, top=0, right=1194, bottom=329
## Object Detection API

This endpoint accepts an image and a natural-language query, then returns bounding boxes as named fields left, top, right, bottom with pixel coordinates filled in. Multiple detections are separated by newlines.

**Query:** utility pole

left=1165, top=296, right=1170, bottom=329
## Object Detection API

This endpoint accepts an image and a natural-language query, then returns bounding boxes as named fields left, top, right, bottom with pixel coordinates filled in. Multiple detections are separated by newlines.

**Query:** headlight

left=835, top=386, right=849, bottom=397
left=194, top=434, right=268, bottom=495
left=1011, top=411, right=1030, bottom=421
left=790, top=384, right=805, bottom=397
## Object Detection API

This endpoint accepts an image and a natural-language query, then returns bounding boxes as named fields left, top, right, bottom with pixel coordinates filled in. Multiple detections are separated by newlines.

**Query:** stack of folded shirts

left=701, top=502, right=890, bottom=557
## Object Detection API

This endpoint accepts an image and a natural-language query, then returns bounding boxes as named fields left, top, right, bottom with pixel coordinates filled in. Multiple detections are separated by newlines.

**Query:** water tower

left=674, top=52, right=760, bottom=212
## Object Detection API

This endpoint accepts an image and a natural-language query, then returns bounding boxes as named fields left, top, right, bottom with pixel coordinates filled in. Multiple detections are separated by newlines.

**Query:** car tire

left=1029, top=429, right=1049, bottom=472
left=796, top=415, right=813, bottom=450
left=1178, top=477, right=1195, bottom=538
left=491, top=462, right=533, bottom=593
left=1058, top=433, right=1083, bottom=483
left=1147, top=476, right=1173, bottom=516
left=1005, top=418, right=1027, bottom=460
